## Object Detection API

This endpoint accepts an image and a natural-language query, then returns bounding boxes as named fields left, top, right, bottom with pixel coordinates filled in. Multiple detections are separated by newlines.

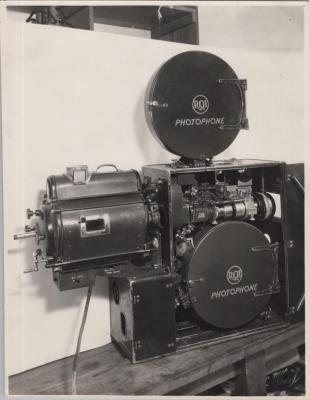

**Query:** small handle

left=14, top=226, right=45, bottom=242
left=96, top=164, right=119, bottom=172
left=24, top=249, right=46, bottom=273
left=217, top=78, right=249, bottom=131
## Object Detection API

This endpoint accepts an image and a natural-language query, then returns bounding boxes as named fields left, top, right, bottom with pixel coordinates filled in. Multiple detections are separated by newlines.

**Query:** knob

left=27, top=208, right=34, bottom=219
left=26, top=208, right=44, bottom=219
left=25, top=225, right=35, bottom=232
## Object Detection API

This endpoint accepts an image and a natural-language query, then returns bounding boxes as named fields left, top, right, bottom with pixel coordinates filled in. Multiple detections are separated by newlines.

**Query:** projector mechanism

left=15, top=51, right=304, bottom=363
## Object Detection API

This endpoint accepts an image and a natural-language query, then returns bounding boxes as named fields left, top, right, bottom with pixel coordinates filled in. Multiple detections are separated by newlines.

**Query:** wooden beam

left=152, top=23, right=199, bottom=45
left=234, top=350, right=267, bottom=395
left=57, top=6, right=94, bottom=30
left=167, top=343, right=300, bottom=395
left=9, top=323, right=304, bottom=395
left=8, top=5, right=198, bottom=44
left=93, top=5, right=198, bottom=46
left=93, top=6, right=158, bottom=30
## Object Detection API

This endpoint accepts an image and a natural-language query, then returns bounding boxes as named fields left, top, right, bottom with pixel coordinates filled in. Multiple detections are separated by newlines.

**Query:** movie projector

left=14, top=51, right=304, bottom=363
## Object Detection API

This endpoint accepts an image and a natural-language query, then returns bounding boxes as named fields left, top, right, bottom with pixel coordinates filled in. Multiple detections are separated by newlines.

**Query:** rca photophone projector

left=15, top=51, right=304, bottom=363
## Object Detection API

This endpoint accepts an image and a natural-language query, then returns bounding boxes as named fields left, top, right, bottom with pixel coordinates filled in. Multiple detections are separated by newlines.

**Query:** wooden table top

left=9, top=321, right=304, bottom=395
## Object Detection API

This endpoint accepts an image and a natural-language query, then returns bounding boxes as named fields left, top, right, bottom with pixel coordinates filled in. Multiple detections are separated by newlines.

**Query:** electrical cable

left=71, top=275, right=95, bottom=395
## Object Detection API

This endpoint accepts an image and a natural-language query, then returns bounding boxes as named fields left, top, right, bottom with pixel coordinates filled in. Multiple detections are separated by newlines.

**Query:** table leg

left=234, top=350, right=266, bottom=395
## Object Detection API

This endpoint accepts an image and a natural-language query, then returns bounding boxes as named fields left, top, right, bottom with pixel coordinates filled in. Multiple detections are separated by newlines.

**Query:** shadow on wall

left=10, top=93, right=164, bottom=314
left=134, top=92, right=173, bottom=166
left=20, top=262, right=109, bottom=312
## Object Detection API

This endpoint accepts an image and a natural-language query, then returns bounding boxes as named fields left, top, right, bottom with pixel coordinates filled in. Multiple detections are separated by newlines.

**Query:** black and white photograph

left=0, top=1, right=306, bottom=396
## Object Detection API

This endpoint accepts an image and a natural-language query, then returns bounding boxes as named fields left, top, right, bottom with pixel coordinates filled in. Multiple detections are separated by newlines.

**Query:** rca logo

left=192, top=95, right=209, bottom=114
left=226, top=265, right=243, bottom=285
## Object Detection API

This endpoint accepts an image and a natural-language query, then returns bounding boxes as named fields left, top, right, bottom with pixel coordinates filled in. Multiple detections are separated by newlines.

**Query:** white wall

left=2, top=5, right=304, bottom=376
left=2, top=11, right=196, bottom=377
left=198, top=5, right=304, bottom=162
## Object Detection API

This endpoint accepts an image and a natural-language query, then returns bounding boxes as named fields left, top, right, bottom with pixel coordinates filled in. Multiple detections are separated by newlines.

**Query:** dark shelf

left=8, top=5, right=199, bottom=45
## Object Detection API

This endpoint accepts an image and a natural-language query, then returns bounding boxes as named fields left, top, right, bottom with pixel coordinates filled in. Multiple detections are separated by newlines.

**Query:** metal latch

left=134, top=340, right=142, bottom=351
left=23, top=249, right=54, bottom=274
left=187, top=278, right=205, bottom=288
left=133, top=295, right=140, bottom=304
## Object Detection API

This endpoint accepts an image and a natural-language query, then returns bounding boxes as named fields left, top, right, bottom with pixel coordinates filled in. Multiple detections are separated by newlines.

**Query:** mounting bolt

left=152, top=238, right=159, bottom=249
left=72, top=274, right=83, bottom=284
left=24, top=225, right=35, bottom=232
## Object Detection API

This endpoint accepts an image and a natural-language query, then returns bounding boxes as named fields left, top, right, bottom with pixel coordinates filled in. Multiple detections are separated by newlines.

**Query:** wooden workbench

left=9, top=322, right=304, bottom=396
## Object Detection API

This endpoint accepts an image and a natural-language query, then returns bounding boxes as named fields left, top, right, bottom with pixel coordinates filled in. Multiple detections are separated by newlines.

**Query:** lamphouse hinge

left=286, top=240, right=294, bottom=249
left=288, top=306, right=296, bottom=316
left=134, top=340, right=142, bottom=351
left=133, top=294, right=140, bottom=304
